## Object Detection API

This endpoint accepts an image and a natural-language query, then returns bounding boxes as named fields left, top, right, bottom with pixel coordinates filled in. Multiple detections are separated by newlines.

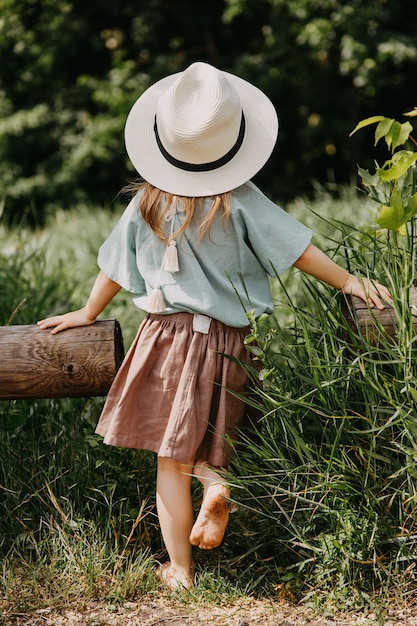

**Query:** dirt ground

left=2, top=597, right=417, bottom=626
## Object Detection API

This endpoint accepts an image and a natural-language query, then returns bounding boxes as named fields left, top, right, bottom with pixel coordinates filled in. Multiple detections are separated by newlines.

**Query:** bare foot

left=155, top=561, right=195, bottom=590
left=189, top=484, right=230, bottom=549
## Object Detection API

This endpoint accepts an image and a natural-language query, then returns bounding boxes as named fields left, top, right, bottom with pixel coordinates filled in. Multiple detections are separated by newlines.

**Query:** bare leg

left=156, top=456, right=195, bottom=589
left=189, top=461, right=230, bottom=550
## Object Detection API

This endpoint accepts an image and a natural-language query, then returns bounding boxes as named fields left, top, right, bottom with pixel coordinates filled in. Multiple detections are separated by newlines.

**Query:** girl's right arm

left=293, top=243, right=391, bottom=308
left=37, top=270, right=122, bottom=335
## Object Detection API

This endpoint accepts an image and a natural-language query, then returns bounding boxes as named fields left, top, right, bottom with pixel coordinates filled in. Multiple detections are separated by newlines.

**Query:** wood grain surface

left=0, top=320, right=124, bottom=400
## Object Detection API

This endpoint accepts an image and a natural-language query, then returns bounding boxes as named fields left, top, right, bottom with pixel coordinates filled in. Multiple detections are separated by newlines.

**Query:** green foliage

left=230, top=220, right=417, bottom=607
left=226, top=119, right=417, bottom=605
left=1, top=0, right=417, bottom=225
left=350, top=110, right=417, bottom=232
left=0, top=0, right=140, bottom=226
left=0, top=245, right=75, bottom=326
left=0, top=397, right=159, bottom=607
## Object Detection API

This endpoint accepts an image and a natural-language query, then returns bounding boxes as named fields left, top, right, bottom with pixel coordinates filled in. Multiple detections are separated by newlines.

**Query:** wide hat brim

left=124, top=66, right=279, bottom=197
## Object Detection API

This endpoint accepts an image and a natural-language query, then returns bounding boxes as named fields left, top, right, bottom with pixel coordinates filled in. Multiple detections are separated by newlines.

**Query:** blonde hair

left=127, top=181, right=231, bottom=242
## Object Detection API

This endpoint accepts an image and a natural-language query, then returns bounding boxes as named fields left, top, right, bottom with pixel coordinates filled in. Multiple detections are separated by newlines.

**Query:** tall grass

left=1, top=189, right=417, bottom=614
left=0, top=204, right=252, bottom=613
left=0, top=206, right=159, bottom=611
left=229, top=198, right=417, bottom=609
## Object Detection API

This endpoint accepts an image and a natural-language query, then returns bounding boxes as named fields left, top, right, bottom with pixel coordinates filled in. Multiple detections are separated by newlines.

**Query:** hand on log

left=38, top=308, right=96, bottom=334
left=341, top=276, right=392, bottom=310
left=38, top=272, right=122, bottom=334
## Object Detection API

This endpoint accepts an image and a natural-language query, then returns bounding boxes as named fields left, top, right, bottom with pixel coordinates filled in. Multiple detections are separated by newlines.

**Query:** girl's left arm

left=37, top=271, right=122, bottom=334
left=293, top=243, right=391, bottom=309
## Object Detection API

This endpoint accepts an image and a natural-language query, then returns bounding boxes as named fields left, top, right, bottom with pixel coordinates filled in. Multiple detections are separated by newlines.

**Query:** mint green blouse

left=98, top=181, right=312, bottom=328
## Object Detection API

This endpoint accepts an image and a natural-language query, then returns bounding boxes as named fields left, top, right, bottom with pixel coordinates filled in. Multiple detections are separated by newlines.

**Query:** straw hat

left=124, top=62, right=279, bottom=196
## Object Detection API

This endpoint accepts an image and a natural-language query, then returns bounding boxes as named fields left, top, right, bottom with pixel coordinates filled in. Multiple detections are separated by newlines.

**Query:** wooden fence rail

left=2, top=292, right=415, bottom=402
left=0, top=320, right=124, bottom=400
left=341, top=288, right=417, bottom=345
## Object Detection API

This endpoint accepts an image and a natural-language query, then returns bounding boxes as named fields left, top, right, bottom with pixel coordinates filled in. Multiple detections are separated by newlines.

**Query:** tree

left=0, top=0, right=416, bottom=225
left=221, top=0, right=417, bottom=198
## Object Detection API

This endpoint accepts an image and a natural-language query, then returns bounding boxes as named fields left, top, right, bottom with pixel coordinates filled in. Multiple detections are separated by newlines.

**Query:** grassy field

left=1, top=187, right=417, bottom=619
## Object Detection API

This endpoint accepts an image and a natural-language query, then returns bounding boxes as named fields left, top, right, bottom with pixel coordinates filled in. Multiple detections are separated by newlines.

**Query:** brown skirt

left=95, top=312, right=251, bottom=467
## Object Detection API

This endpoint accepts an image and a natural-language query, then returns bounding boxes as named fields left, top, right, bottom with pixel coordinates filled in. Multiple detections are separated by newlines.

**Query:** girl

left=38, top=62, right=390, bottom=590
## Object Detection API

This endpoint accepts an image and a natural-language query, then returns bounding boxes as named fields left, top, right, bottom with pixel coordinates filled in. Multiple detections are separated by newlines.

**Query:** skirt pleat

left=95, top=312, right=251, bottom=466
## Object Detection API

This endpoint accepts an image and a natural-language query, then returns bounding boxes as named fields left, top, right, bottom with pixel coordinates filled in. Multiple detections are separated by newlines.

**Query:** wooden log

left=340, top=287, right=417, bottom=345
left=0, top=320, right=124, bottom=400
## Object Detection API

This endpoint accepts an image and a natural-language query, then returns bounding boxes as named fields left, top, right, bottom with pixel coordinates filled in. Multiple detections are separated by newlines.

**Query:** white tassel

left=149, top=283, right=166, bottom=313
left=149, top=196, right=179, bottom=314
left=162, top=240, right=179, bottom=272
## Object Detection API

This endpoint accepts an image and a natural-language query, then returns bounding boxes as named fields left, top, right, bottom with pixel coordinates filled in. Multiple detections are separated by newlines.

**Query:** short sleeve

left=97, top=196, right=147, bottom=295
left=235, top=181, right=312, bottom=276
